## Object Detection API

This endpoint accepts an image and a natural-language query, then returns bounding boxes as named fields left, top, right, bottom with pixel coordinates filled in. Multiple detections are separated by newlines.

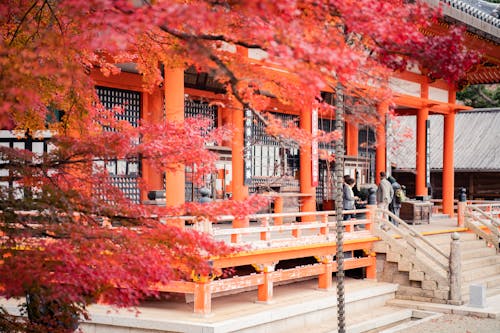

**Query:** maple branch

left=45, top=0, right=64, bottom=36
left=158, top=25, right=265, bottom=51
left=8, top=0, right=40, bottom=45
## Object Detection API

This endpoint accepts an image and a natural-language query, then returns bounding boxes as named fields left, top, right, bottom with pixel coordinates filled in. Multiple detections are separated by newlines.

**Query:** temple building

left=84, top=1, right=500, bottom=221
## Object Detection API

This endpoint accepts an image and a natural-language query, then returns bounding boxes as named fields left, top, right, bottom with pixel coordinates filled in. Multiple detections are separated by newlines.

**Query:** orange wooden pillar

left=300, top=106, right=316, bottom=222
left=442, top=89, right=456, bottom=216
left=416, top=106, right=429, bottom=197
left=416, top=80, right=429, bottom=197
left=273, top=196, right=284, bottom=225
left=165, top=68, right=185, bottom=227
left=375, top=103, right=387, bottom=184
left=345, top=121, right=359, bottom=157
left=231, top=104, right=249, bottom=241
left=141, top=87, right=164, bottom=201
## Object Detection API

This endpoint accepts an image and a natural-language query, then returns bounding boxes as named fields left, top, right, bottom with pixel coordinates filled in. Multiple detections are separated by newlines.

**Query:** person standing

left=343, top=177, right=357, bottom=220
left=388, top=176, right=403, bottom=223
left=376, top=172, right=394, bottom=213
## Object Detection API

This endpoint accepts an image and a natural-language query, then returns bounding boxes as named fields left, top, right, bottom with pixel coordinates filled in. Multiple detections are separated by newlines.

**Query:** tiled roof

left=424, top=0, right=500, bottom=43
left=389, top=108, right=500, bottom=171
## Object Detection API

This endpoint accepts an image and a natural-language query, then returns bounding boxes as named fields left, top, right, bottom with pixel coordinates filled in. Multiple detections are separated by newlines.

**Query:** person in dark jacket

left=388, top=176, right=403, bottom=224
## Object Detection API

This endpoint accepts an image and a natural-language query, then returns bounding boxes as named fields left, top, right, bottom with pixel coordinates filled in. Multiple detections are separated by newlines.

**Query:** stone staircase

left=374, top=217, right=500, bottom=305
left=425, top=232, right=500, bottom=303
left=373, top=217, right=451, bottom=304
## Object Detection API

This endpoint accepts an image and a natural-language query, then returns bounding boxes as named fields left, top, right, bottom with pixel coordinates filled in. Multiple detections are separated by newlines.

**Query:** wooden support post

left=416, top=80, right=429, bottom=197
left=231, top=104, right=249, bottom=242
left=442, top=109, right=456, bottom=216
left=165, top=68, right=185, bottom=228
left=320, top=213, right=328, bottom=235
left=416, top=106, right=429, bottom=197
left=300, top=106, right=316, bottom=222
left=457, top=201, right=466, bottom=227
left=141, top=88, right=164, bottom=201
left=273, top=196, right=283, bottom=226
left=194, top=281, right=212, bottom=315
left=365, top=255, right=377, bottom=279
left=292, top=227, right=301, bottom=238
left=449, top=232, right=462, bottom=305
left=346, top=121, right=359, bottom=157
left=260, top=217, right=271, bottom=241
left=318, top=260, right=333, bottom=290
left=375, top=103, right=387, bottom=184
left=365, top=204, right=376, bottom=231
left=257, top=264, right=275, bottom=303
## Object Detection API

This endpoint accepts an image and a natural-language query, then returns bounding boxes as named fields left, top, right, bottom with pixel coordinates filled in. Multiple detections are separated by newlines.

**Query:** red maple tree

left=0, top=0, right=478, bottom=331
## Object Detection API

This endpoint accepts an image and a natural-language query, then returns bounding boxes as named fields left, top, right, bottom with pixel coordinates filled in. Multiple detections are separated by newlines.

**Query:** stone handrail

left=374, top=208, right=449, bottom=284
left=465, top=203, right=500, bottom=253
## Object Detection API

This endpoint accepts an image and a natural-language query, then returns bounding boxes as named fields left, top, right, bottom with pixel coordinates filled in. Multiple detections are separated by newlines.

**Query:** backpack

left=395, top=188, right=406, bottom=203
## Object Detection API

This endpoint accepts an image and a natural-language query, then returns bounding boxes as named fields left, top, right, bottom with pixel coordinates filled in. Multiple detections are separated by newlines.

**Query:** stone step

left=461, top=246, right=497, bottom=260
left=304, top=306, right=413, bottom=333
left=423, top=232, right=477, bottom=244
left=461, top=274, right=500, bottom=300
left=433, top=239, right=488, bottom=252
left=462, top=255, right=500, bottom=272
left=81, top=280, right=400, bottom=333
left=394, top=285, right=449, bottom=303
left=461, top=263, right=500, bottom=282
left=431, top=213, right=452, bottom=219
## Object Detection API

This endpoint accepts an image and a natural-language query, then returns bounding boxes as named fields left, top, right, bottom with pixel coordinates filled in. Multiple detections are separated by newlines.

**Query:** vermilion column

left=141, top=88, right=164, bottom=201
left=164, top=68, right=185, bottom=226
left=443, top=89, right=456, bottom=216
left=300, top=106, right=315, bottom=222
left=416, top=80, right=429, bottom=197
left=231, top=104, right=249, bottom=232
left=345, top=121, right=359, bottom=157
left=375, top=103, right=387, bottom=184
left=415, top=107, right=429, bottom=196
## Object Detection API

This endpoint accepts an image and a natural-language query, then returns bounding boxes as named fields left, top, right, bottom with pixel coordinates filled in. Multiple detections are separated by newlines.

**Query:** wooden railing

left=431, top=198, right=500, bottom=215
left=158, top=208, right=378, bottom=314
left=464, top=202, right=500, bottom=253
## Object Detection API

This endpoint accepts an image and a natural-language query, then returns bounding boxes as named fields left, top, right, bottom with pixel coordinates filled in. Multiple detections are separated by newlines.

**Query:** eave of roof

left=424, top=0, right=500, bottom=44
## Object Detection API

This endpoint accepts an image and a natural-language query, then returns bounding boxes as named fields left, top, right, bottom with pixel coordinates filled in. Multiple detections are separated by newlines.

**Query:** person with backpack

left=388, top=176, right=405, bottom=223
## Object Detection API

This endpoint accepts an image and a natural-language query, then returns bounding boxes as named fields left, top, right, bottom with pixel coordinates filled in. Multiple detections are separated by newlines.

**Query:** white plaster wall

left=389, top=77, right=421, bottom=97
left=429, top=87, right=449, bottom=103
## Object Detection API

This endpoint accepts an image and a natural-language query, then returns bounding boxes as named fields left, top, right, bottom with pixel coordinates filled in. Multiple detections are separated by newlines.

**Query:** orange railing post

left=365, top=204, right=377, bottom=232
left=257, top=264, right=275, bottom=303
left=260, top=217, right=271, bottom=241
left=273, top=196, right=283, bottom=225
left=320, top=213, right=328, bottom=235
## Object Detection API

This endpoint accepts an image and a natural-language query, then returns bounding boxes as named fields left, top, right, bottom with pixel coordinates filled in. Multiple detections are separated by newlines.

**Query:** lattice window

left=96, top=86, right=141, bottom=128
left=0, top=131, right=52, bottom=199
left=183, top=100, right=218, bottom=202
left=247, top=112, right=300, bottom=193
left=96, top=87, right=141, bottom=203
